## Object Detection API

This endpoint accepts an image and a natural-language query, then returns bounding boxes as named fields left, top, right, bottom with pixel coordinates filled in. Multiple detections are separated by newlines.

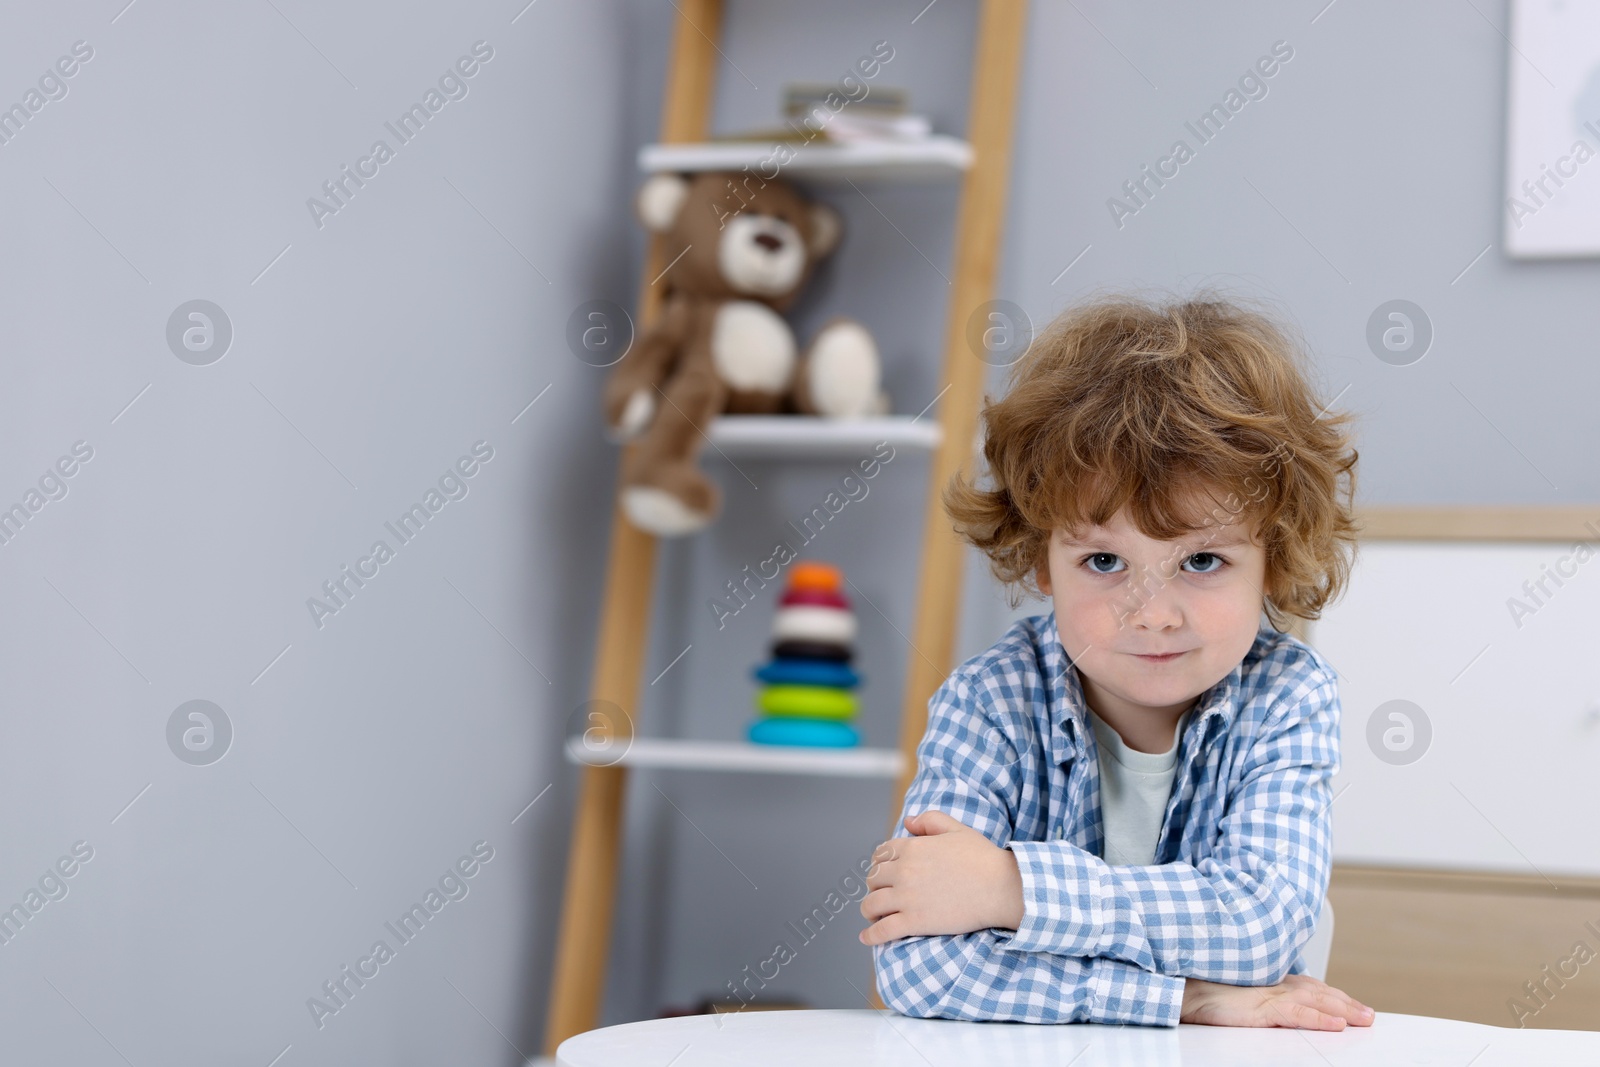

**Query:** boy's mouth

left=1131, top=650, right=1189, bottom=662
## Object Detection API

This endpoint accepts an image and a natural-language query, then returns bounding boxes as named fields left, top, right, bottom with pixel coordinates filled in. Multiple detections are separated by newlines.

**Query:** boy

left=859, top=293, right=1372, bottom=1030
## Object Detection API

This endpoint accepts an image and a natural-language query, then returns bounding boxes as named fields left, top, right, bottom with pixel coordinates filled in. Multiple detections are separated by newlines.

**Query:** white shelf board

left=638, top=136, right=972, bottom=182
left=705, top=415, right=940, bottom=459
left=564, top=736, right=905, bottom=779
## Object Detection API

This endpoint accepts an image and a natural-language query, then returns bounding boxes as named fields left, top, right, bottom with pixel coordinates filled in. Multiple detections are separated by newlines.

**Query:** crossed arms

left=860, top=669, right=1368, bottom=1029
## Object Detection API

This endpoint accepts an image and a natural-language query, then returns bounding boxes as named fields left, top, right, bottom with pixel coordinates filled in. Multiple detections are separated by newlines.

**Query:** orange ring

left=788, top=561, right=842, bottom=591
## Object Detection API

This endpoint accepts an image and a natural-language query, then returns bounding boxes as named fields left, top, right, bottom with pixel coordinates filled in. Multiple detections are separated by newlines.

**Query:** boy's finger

left=909, top=810, right=962, bottom=834
left=864, top=859, right=894, bottom=889
left=1310, top=984, right=1373, bottom=1024
left=1318, top=981, right=1374, bottom=1019
left=1331, top=997, right=1375, bottom=1025
left=868, top=841, right=901, bottom=873
left=1300, top=974, right=1373, bottom=1015
left=1308, top=987, right=1351, bottom=1018
left=1281, top=1000, right=1346, bottom=1031
left=859, top=887, right=897, bottom=922
left=858, top=914, right=905, bottom=946
left=1259, top=995, right=1322, bottom=1032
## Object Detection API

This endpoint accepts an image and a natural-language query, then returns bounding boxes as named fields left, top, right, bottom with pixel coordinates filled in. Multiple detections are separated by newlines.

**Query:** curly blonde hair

left=945, top=288, right=1361, bottom=632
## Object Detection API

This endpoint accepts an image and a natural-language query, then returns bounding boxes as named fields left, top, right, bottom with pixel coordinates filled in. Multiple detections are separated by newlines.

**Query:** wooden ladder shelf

left=542, top=1, right=1029, bottom=1052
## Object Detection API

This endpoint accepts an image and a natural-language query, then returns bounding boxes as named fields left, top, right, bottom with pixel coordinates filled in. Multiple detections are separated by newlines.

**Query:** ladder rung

left=564, top=735, right=906, bottom=779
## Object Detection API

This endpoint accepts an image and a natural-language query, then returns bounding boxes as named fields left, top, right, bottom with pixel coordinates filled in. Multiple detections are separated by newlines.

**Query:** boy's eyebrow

left=1061, top=531, right=1250, bottom=549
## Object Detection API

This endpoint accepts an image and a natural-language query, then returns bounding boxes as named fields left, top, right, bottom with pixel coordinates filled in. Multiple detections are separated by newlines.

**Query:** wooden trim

left=1327, top=862, right=1600, bottom=1031
left=1333, top=863, right=1600, bottom=899
left=541, top=0, right=722, bottom=1053
left=1355, top=505, right=1600, bottom=542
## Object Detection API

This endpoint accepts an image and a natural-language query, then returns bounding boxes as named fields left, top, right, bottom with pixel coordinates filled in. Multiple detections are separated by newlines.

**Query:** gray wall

left=0, top=0, right=1590, bottom=1064
left=0, top=1, right=631, bottom=1064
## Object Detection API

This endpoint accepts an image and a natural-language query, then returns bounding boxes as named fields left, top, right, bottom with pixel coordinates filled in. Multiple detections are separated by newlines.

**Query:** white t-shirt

left=1088, top=708, right=1192, bottom=866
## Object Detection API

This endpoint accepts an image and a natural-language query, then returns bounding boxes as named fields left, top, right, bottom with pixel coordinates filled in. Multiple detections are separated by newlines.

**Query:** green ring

left=758, top=684, right=858, bottom=720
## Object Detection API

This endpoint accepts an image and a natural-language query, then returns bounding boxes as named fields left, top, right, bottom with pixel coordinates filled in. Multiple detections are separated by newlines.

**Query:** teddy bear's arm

left=601, top=293, right=693, bottom=440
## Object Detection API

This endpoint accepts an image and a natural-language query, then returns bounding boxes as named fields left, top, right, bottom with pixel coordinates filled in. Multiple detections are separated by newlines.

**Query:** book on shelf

left=704, top=82, right=933, bottom=146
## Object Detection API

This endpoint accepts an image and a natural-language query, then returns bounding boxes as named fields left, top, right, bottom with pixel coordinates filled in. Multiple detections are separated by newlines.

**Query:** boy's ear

left=1035, top=552, right=1052, bottom=596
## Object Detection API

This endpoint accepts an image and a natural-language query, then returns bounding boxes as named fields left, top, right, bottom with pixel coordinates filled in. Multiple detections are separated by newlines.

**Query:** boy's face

left=1035, top=496, right=1267, bottom=737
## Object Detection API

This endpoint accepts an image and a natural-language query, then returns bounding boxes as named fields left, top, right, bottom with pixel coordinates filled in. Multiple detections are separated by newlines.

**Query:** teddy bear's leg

left=792, top=316, right=882, bottom=418
left=619, top=362, right=727, bottom=537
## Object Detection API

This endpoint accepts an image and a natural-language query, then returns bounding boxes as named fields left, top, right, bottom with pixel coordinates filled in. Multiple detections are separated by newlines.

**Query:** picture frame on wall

left=1505, top=0, right=1600, bottom=257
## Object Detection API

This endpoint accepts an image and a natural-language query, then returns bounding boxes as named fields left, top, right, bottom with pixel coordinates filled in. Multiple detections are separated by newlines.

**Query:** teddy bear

left=602, top=169, right=888, bottom=537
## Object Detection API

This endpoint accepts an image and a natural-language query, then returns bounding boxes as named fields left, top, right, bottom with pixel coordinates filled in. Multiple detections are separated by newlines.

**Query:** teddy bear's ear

left=808, top=201, right=842, bottom=258
left=635, top=173, right=691, bottom=233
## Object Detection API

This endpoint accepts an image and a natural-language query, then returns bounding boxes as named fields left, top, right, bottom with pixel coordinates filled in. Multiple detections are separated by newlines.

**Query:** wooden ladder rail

left=541, top=0, right=722, bottom=1054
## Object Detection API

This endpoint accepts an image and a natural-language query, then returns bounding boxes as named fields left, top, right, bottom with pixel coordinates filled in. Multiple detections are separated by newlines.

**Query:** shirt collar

left=1040, top=609, right=1244, bottom=767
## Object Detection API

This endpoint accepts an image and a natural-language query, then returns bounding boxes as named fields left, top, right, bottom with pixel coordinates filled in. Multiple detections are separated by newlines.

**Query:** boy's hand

left=857, top=810, right=1024, bottom=946
left=1180, top=974, right=1375, bottom=1030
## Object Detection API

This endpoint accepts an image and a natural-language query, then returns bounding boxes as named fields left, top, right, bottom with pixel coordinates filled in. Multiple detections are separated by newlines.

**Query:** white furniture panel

left=1309, top=541, right=1600, bottom=877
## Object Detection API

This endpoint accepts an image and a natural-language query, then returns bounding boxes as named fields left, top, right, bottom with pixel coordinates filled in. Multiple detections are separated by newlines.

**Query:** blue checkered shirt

left=872, top=609, right=1340, bottom=1026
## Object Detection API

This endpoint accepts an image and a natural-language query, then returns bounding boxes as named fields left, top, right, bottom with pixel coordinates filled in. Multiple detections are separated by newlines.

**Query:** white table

left=556, top=1007, right=1600, bottom=1066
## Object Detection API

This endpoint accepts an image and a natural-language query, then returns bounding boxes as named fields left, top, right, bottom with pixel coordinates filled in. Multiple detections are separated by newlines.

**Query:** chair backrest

left=1297, top=898, right=1334, bottom=981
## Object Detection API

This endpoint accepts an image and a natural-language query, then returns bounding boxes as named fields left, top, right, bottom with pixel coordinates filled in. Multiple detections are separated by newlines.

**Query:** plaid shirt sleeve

left=1002, top=665, right=1340, bottom=986
left=871, top=670, right=1186, bottom=1026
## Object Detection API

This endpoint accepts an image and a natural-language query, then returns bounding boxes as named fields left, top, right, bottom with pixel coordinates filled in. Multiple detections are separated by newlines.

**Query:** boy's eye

left=1079, top=551, right=1228, bottom=576
left=1182, top=552, right=1226, bottom=575
left=1083, top=552, right=1124, bottom=575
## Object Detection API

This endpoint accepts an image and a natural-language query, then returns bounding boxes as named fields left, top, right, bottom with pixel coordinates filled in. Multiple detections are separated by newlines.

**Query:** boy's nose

left=1120, top=571, right=1184, bottom=629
